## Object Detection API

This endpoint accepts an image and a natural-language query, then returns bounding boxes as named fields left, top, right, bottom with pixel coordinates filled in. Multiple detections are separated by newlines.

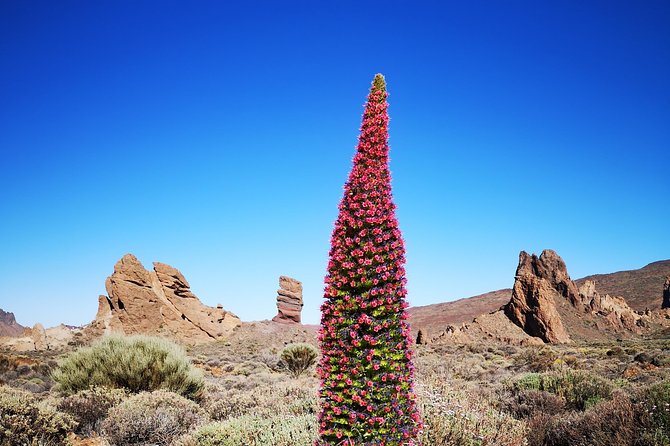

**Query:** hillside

left=0, top=309, right=25, bottom=337
left=409, top=258, right=670, bottom=339
left=408, top=289, right=510, bottom=337
left=576, top=260, right=670, bottom=311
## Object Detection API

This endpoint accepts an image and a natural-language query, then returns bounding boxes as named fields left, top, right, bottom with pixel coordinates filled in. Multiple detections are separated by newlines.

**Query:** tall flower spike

left=317, top=74, right=421, bottom=445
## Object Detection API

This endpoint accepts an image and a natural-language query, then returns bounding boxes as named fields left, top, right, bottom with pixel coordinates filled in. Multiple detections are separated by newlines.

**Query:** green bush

left=513, top=369, right=613, bottom=410
left=279, top=343, right=318, bottom=378
left=0, top=385, right=76, bottom=446
left=57, top=386, right=128, bottom=435
left=191, top=414, right=317, bottom=446
left=102, top=390, right=207, bottom=446
left=52, top=335, right=204, bottom=400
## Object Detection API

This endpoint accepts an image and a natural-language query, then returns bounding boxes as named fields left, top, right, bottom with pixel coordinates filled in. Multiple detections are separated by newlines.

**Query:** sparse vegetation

left=52, top=334, right=205, bottom=400
left=0, top=331, right=668, bottom=445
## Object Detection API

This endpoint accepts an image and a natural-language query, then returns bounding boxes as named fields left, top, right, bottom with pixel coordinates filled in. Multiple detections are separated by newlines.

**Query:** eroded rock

left=504, top=250, right=572, bottom=344
left=87, top=254, right=240, bottom=344
left=272, top=276, right=303, bottom=324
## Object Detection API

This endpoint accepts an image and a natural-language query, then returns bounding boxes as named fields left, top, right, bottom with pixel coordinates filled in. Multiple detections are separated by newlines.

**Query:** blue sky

left=1, top=1, right=668, bottom=328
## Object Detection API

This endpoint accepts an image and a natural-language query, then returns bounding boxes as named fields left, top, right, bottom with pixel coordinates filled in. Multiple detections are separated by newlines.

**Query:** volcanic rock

left=272, top=276, right=303, bottom=324
left=663, top=277, right=670, bottom=309
left=579, top=280, right=644, bottom=332
left=0, top=309, right=25, bottom=337
left=31, top=323, right=48, bottom=351
left=504, top=250, right=572, bottom=344
left=87, top=254, right=240, bottom=344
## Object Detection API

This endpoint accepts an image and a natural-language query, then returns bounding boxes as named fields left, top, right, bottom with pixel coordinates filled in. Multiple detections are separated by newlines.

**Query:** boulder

left=504, top=250, right=571, bottom=343
left=31, top=323, right=48, bottom=351
left=272, top=276, right=303, bottom=324
left=87, top=254, right=240, bottom=344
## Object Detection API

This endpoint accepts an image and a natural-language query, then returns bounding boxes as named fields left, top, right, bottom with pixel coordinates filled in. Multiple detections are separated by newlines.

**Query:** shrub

left=318, top=74, right=421, bottom=444
left=279, top=343, right=318, bottom=378
left=205, top=378, right=319, bottom=421
left=52, top=334, right=204, bottom=400
left=527, top=393, right=637, bottom=446
left=514, top=346, right=559, bottom=372
left=505, top=390, right=566, bottom=419
left=513, top=369, right=613, bottom=410
left=58, top=386, right=128, bottom=435
left=190, top=414, right=317, bottom=446
left=0, top=385, right=76, bottom=446
left=418, top=383, right=527, bottom=446
left=102, top=390, right=207, bottom=446
left=635, top=382, right=670, bottom=445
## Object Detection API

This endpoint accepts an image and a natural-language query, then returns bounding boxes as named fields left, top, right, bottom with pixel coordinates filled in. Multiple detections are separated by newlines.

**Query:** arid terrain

left=1, top=251, right=669, bottom=445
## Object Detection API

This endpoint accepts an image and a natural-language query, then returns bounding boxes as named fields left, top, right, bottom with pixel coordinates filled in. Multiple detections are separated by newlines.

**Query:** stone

left=504, top=250, right=571, bottom=344
left=31, top=323, right=48, bottom=351
left=579, top=280, right=644, bottom=332
left=272, top=276, right=303, bottom=324
left=415, top=329, right=425, bottom=345
left=663, top=277, right=670, bottom=309
left=87, top=254, right=240, bottom=344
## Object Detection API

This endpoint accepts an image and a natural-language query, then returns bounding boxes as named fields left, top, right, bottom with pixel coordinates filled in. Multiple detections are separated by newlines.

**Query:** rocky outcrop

left=504, top=250, right=572, bottom=343
left=31, top=323, right=48, bottom=350
left=88, top=254, right=240, bottom=344
left=0, top=323, right=79, bottom=352
left=0, top=309, right=25, bottom=337
left=579, top=280, right=644, bottom=332
left=272, top=276, right=303, bottom=324
left=663, top=277, right=670, bottom=309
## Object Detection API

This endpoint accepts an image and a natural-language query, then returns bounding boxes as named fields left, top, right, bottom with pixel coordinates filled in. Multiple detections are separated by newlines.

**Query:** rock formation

left=663, top=277, right=670, bottom=309
left=272, top=276, right=303, bottom=324
left=0, top=309, right=25, bottom=337
left=88, top=254, right=240, bottom=344
left=579, top=280, right=643, bottom=332
left=504, top=250, right=572, bottom=343
left=31, top=323, right=48, bottom=350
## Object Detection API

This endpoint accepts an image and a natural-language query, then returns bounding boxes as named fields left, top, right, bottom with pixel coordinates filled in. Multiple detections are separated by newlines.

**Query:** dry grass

left=1, top=331, right=669, bottom=445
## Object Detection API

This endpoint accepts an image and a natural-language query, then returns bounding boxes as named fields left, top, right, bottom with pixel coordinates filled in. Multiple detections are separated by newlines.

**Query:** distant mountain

left=409, top=259, right=670, bottom=339
left=0, top=309, right=26, bottom=337
left=576, top=260, right=670, bottom=312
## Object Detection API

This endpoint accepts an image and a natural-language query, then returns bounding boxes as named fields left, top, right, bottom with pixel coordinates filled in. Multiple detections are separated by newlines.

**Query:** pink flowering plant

left=317, top=74, right=421, bottom=445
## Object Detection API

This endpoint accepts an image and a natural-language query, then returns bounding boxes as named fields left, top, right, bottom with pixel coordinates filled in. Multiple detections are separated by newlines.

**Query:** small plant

left=0, top=385, right=76, bottom=446
left=58, top=386, right=128, bottom=435
left=52, top=334, right=205, bottom=400
left=279, top=343, right=318, bottom=378
left=190, top=414, right=318, bottom=446
left=102, top=390, right=207, bottom=446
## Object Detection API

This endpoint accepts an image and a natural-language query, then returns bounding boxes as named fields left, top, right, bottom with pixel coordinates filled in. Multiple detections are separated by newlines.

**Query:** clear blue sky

left=1, top=1, right=668, bottom=328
